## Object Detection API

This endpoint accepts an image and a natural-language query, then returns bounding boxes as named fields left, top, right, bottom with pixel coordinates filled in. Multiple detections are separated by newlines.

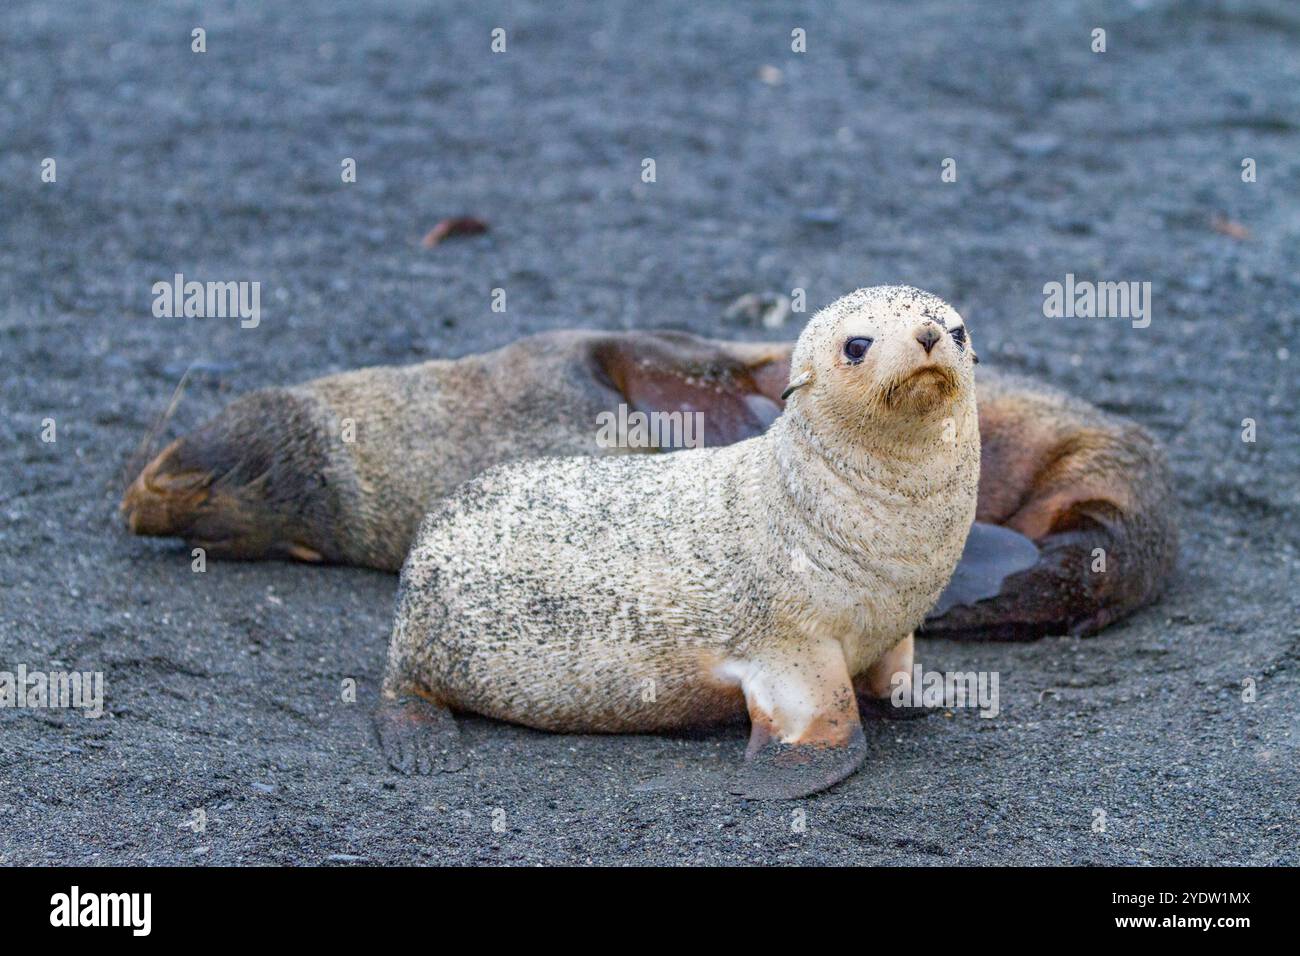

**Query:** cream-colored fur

left=384, top=286, right=980, bottom=742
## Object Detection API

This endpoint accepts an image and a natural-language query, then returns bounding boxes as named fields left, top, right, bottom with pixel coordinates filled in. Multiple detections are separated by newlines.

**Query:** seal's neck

left=773, top=392, right=977, bottom=501
left=762, top=393, right=980, bottom=633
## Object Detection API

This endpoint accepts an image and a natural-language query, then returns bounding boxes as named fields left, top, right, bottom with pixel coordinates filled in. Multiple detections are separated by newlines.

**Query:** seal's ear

left=781, top=370, right=812, bottom=401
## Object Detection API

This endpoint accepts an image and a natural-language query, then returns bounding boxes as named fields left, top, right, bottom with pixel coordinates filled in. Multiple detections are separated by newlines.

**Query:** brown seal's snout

left=119, top=430, right=278, bottom=558
left=120, top=389, right=340, bottom=563
left=121, top=438, right=212, bottom=536
left=915, top=322, right=941, bottom=355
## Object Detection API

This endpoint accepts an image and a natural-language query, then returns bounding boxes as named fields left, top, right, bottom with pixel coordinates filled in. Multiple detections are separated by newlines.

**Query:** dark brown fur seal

left=122, top=329, right=1177, bottom=639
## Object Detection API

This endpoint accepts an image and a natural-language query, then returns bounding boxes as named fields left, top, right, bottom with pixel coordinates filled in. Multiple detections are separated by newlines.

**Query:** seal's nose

left=915, top=323, right=941, bottom=355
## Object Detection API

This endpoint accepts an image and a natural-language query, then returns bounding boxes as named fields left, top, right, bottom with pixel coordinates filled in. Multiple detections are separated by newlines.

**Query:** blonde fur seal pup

left=122, top=324, right=1176, bottom=639
left=376, top=286, right=980, bottom=798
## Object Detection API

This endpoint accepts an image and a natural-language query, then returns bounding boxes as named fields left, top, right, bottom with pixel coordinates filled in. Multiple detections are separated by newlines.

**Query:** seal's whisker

left=120, top=365, right=194, bottom=498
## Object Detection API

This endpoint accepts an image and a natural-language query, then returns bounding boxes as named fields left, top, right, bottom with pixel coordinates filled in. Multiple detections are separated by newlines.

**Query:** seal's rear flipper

left=929, top=523, right=1040, bottom=619
left=374, top=695, right=464, bottom=775
left=923, top=511, right=1156, bottom=639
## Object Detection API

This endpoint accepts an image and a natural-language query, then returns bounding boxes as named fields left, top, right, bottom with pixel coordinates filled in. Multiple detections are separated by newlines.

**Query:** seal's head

left=782, top=286, right=976, bottom=429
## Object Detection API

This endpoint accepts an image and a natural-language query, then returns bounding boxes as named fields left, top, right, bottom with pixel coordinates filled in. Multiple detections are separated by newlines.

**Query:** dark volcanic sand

left=1, top=0, right=1297, bottom=865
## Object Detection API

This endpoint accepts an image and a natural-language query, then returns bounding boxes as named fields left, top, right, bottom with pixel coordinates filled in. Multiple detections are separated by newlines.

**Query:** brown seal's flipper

left=923, top=515, right=1159, bottom=639
left=726, top=639, right=868, bottom=799
left=586, top=331, right=789, bottom=446
left=922, top=375, right=1178, bottom=639
left=926, top=523, right=1040, bottom=619
left=374, top=694, right=465, bottom=775
left=120, top=387, right=345, bottom=563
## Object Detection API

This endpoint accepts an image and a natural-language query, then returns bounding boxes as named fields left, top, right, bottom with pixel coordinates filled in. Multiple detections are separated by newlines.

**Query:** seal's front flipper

left=730, top=725, right=868, bottom=800
left=726, top=638, right=866, bottom=799
left=587, top=332, right=792, bottom=447
left=853, top=634, right=929, bottom=720
left=374, top=695, right=464, bottom=775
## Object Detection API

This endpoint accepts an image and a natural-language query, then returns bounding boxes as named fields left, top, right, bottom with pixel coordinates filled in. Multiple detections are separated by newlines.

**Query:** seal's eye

left=843, top=337, right=873, bottom=362
left=949, top=326, right=967, bottom=350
